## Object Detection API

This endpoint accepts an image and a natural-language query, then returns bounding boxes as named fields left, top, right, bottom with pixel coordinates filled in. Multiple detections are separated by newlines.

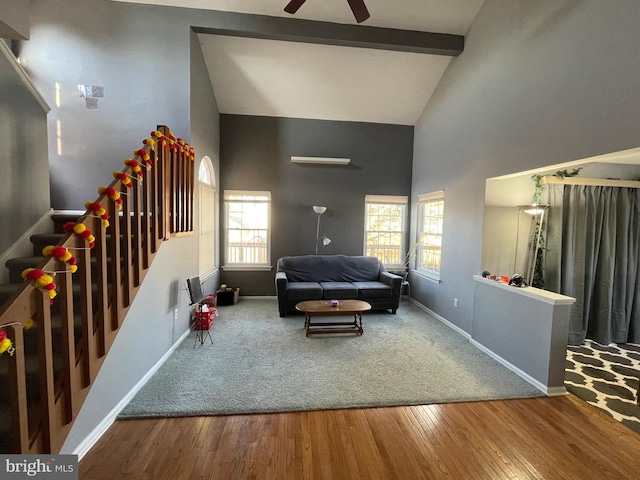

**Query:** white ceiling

left=111, top=0, right=485, bottom=125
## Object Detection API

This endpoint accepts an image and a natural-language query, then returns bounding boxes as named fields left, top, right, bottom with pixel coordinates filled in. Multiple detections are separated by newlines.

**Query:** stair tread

left=5, top=256, right=47, bottom=267
left=30, top=233, right=65, bottom=241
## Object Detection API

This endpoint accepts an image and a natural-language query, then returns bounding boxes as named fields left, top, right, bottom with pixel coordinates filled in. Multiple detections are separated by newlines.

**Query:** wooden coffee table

left=295, top=299, right=372, bottom=336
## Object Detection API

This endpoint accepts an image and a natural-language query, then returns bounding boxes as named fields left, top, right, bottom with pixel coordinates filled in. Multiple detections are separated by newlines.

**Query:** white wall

left=411, top=0, right=640, bottom=333
left=481, top=206, right=520, bottom=277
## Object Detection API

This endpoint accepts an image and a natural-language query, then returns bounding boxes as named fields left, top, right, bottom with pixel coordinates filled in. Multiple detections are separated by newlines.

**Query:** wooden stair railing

left=0, top=125, right=194, bottom=454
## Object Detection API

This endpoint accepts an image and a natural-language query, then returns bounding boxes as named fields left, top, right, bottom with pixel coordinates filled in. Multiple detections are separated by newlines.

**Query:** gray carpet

left=119, top=298, right=543, bottom=418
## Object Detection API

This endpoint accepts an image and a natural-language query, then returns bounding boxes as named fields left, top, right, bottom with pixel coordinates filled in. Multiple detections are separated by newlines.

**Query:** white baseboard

left=71, top=328, right=191, bottom=460
left=544, top=386, right=568, bottom=396
left=410, top=299, right=564, bottom=397
left=410, top=298, right=471, bottom=340
left=469, top=339, right=567, bottom=396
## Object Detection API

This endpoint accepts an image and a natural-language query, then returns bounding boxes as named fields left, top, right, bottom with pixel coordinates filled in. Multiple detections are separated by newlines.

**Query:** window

left=198, top=157, right=216, bottom=277
left=417, top=190, right=444, bottom=281
left=223, top=190, right=271, bottom=270
left=364, top=195, right=408, bottom=269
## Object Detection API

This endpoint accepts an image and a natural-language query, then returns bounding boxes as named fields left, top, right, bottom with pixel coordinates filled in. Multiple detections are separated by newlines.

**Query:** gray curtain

left=544, top=184, right=640, bottom=345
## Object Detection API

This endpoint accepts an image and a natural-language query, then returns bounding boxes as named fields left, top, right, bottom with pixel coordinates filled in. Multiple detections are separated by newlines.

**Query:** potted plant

left=400, top=242, right=420, bottom=282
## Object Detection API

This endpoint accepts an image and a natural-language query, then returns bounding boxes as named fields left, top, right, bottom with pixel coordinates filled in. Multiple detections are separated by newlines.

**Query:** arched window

left=198, top=156, right=216, bottom=277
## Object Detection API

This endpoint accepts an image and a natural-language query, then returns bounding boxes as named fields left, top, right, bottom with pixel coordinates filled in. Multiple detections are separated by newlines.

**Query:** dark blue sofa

left=275, top=255, right=402, bottom=317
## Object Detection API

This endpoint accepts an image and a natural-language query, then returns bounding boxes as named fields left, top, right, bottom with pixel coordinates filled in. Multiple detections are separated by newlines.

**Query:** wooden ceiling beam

left=192, top=12, right=464, bottom=57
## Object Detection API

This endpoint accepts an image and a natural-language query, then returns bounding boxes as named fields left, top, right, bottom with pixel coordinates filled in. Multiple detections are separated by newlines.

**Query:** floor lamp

left=313, top=206, right=331, bottom=254
left=514, top=204, right=549, bottom=285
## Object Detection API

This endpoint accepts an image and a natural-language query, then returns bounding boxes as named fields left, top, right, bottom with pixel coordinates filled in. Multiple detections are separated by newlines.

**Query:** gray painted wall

left=15, top=0, right=220, bottom=453
left=472, top=276, right=573, bottom=391
left=61, top=30, right=224, bottom=459
left=219, top=114, right=414, bottom=295
left=21, top=0, right=192, bottom=211
left=61, top=235, right=194, bottom=453
left=0, top=44, right=50, bottom=253
left=411, top=0, right=640, bottom=333
left=0, top=0, right=30, bottom=39
left=190, top=31, right=221, bottom=296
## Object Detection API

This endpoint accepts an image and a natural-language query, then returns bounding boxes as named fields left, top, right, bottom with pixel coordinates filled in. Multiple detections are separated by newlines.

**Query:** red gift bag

left=194, top=308, right=215, bottom=330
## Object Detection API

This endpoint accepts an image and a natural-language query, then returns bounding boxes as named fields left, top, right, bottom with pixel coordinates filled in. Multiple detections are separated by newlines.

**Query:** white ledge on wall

left=222, top=264, right=273, bottom=272
left=472, top=275, right=574, bottom=305
left=414, top=270, right=441, bottom=284
left=291, top=156, right=350, bottom=165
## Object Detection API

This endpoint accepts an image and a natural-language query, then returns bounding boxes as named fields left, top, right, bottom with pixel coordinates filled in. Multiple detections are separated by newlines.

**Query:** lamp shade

left=518, top=204, right=549, bottom=215
left=313, top=206, right=327, bottom=214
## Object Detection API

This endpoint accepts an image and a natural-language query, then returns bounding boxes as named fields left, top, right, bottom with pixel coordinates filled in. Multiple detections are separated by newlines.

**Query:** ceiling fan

left=284, top=0, right=371, bottom=24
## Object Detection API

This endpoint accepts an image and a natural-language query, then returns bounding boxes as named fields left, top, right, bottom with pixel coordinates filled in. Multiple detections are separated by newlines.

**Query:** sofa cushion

left=352, top=281, right=393, bottom=299
left=287, top=282, right=323, bottom=300
left=320, top=282, right=358, bottom=300
left=278, top=255, right=381, bottom=283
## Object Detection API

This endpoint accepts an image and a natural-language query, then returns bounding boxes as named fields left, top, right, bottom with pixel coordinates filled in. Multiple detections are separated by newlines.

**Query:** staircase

left=0, top=126, right=194, bottom=454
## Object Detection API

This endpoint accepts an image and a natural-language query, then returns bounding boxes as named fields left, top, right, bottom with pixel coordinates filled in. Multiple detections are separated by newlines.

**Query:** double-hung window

left=364, top=195, right=408, bottom=270
left=223, top=191, right=271, bottom=270
left=416, top=190, right=445, bottom=281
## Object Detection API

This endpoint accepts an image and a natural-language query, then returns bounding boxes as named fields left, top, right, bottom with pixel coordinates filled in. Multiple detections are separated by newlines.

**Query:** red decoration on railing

left=42, top=245, right=78, bottom=273
left=98, top=186, right=123, bottom=210
left=0, top=329, right=15, bottom=356
left=112, top=171, right=133, bottom=188
left=21, top=268, right=57, bottom=303
left=134, top=148, right=153, bottom=169
left=149, top=130, right=193, bottom=157
left=84, top=201, right=110, bottom=227
left=63, top=222, right=95, bottom=248
left=124, top=158, right=143, bottom=181
left=151, top=130, right=167, bottom=146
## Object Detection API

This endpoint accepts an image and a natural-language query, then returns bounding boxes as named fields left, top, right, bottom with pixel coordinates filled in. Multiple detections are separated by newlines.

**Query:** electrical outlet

left=174, top=309, right=179, bottom=320
left=453, top=298, right=459, bottom=308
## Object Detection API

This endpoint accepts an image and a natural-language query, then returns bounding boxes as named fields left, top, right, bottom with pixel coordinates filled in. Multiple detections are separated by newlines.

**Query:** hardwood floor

left=79, top=395, right=640, bottom=479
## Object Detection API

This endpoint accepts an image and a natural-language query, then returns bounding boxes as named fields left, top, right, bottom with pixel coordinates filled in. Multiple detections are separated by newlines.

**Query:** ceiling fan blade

left=346, top=0, right=370, bottom=23
left=284, top=0, right=307, bottom=14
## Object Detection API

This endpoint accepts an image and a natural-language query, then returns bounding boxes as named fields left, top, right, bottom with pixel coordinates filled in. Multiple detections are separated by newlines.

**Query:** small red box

left=194, top=310, right=214, bottom=330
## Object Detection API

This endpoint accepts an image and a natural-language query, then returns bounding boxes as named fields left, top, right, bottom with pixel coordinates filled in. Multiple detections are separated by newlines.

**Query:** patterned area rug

left=566, top=340, right=640, bottom=435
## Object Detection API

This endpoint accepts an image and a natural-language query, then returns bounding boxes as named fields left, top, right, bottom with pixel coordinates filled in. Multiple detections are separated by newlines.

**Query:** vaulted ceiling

left=111, top=0, right=484, bottom=125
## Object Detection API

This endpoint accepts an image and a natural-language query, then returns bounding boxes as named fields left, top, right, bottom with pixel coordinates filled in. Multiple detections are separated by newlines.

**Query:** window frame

left=198, top=157, right=217, bottom=278
left=363, top=195, right=408, bottom=270
left=222, top=190, right=272, bottom=271
left=416, top=190, right=445, bottom=282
